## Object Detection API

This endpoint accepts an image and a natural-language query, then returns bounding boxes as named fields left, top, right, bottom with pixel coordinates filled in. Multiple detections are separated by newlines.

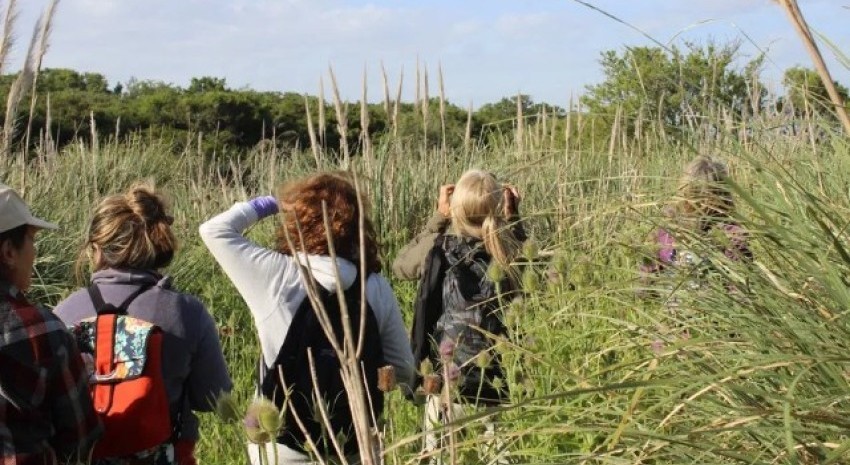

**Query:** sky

left=13, top=0, right=850, bottom=107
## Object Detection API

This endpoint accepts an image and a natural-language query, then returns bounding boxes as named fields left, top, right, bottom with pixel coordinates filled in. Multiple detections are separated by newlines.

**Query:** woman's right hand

left=437, top=184, right=454, bottom=218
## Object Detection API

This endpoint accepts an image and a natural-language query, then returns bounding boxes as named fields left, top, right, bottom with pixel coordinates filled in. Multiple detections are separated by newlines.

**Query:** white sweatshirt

left=199, top=202, right=415, bottom=385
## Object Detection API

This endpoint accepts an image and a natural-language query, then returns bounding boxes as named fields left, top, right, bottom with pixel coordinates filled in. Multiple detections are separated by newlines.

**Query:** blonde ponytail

left=450, top=169, right=522, bottom=279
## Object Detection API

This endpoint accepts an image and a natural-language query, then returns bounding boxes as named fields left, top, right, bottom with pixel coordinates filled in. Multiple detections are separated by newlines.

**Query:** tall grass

left=1, top=87, right=848, bottom=463
left=2, top=2, right=850, bottom=464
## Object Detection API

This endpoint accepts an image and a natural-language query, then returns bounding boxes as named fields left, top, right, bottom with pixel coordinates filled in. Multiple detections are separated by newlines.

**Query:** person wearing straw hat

left=0, top=183, right=102, bottom=464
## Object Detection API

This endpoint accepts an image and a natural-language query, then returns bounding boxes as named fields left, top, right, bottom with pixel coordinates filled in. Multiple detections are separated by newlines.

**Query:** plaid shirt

left=0, top=281, right=102, bottom=464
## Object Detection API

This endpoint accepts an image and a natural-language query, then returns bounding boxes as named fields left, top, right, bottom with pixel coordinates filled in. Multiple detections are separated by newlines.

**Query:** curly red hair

left=276, top=171, right=382, bottom=274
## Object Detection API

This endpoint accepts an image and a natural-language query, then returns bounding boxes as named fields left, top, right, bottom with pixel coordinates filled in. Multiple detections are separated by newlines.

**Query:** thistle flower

left=486, top=261, right=505, bottom=283
left=475, top=350, right=492, bottom=369
left=439, top=338, right=456, bottom=361
left=378, top=365, right=397, bottom=392
left=215, top=391, right=241, bottom=424
left=422, top=374, right=442, bottom=394
left=420, top=358, right=434, bottom=376
left=244, top=398, right=281, bottom=444
left=522, top=268, right=540, bottom=293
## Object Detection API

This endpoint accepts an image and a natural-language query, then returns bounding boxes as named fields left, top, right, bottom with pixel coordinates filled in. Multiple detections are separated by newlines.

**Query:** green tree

left=581, top=41, right=763, bottom=134
left=188, top=76, right=228, bottom=93
left=782, top=66, right=849, bottom=117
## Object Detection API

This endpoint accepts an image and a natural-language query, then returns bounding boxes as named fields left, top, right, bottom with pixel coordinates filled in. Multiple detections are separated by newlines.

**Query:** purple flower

left=244, top=412, right=260, bottom=429
left=651, top=339, right=664, bottom=354
left=439, top=339, right=456, bottom=360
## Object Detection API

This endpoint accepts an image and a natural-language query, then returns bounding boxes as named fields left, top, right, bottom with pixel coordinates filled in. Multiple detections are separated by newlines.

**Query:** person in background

left=54, top=183, right=232, bottom=465
left=200, top=171, right=414, bottom=464
left=0, top=182, right=102, bottom=464
left=639, top=156, right=753, bottom=349
left=640, top=155, right=752, bottom=284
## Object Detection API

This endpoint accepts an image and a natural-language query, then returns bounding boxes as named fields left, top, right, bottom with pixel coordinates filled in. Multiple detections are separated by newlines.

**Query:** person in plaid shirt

left=0, top=183, right=102, bottom=464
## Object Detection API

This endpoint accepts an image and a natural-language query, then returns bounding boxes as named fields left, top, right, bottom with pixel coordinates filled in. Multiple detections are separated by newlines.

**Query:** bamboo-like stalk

left=776, top=0, right=850, bottom=134
left=0, top=0, right=18, bottom=76
left=328, top=66, right=350, bottom=168
left=24, top=0, right=58, bottom=158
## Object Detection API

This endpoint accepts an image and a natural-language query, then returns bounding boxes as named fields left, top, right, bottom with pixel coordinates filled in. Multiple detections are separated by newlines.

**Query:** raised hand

left=438, top=184, right=455, bottom=218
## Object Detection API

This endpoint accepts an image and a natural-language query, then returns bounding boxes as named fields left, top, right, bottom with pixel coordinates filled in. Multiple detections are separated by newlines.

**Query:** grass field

left=3, top=90, right=850, bottom=464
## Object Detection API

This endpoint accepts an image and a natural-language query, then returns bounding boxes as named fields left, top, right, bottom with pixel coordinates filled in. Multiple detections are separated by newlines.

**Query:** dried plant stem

left=304, top=94, right=321, bottom=166
left=24, top=0, right=58, bottom=158
left=328, top=66, right=350, bottom=168
left=0, top=0, right=18, bottom=76
left=393, top=67, right=403, bottom=140
left=438, top=63, right=447, bottom=156
left=776, top=0, right=850, bottom=134
left=3, top=12, right=40, bottom=156
left=318, top=76, right=326, bottom=147
left=360, top=66, right=372, bottom=171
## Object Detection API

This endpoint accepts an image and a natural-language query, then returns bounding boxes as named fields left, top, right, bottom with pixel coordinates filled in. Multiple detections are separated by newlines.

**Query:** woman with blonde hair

left=55, top=183, right=232, bottom=465
left=200, top=171, right=414, bottom=464
left=394, top=169, right=525, bottom=464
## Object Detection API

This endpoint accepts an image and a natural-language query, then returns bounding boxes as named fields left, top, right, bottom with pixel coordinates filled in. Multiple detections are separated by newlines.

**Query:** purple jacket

left=641, top=223, right=753, bottom=275
left=53, top=268, right=232, bottom=442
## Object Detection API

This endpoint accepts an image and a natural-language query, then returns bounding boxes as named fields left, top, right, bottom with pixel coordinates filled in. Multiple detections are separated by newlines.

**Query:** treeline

left=0, top=69, right=565, bottom=154
left=1, top=41, right=845, bottom=155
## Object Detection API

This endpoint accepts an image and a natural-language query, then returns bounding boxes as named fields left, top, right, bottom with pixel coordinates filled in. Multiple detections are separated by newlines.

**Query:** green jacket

left=392, top=211, right=450, bottom=281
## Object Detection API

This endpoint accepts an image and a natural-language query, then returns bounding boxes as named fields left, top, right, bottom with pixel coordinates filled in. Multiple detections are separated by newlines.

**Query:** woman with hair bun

left=55, top=183, right=232, bottom=465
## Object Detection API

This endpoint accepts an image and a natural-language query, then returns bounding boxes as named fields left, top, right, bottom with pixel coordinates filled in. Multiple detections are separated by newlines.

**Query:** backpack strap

left=87, top=284, right=152, bottom=315
left=410, top=234, right=448, bottom=385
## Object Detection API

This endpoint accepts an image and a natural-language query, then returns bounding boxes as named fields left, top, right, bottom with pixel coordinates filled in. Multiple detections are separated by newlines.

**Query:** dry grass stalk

left=514, top=93, right=523, bottom=155
left=0, top=0, right=18, bottom=76
left=565, top=93, right=573, bottom=155
left=89, top=110, right=98, bottom=152
left=3, top=13, right=40, bottom=156
left=318, top=76, right=326, bottom=147
left=421, top=65, right=429, bottom=149
left=393, top=67, right=403, bottom=139
left=360, top=66, right=372, bottom=171
left=464, top=101, right=472, bottom=152
left=776, top=0, right=850, bottom=134
left=414, top=56, right=421, bottom=115
left=380, top=62, right=391, bottom=119
left=304, top=94, right=321, bottom=166
left=438, top=63, right=447, bottom=155
left=24, top=0, right=58, bottom=157
left=328, top=66, right=350, bottom=168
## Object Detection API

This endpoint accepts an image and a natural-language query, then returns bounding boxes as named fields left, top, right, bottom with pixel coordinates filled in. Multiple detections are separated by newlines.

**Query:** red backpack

left=73, top=285, right=173, bottom=459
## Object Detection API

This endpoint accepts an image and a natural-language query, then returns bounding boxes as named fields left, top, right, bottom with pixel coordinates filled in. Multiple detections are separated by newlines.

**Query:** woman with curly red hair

left=200, top=171, right=413, bottom=464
